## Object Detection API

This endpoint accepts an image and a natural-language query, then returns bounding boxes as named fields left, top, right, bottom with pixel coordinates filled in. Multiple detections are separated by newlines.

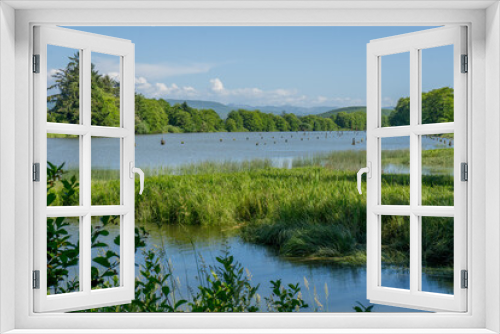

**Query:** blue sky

left=51, top=26, right=453, bottom=108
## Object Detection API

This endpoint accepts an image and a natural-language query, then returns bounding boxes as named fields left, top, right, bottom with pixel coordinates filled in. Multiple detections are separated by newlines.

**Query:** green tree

left=283, top=113, right=300, bottom=131
left=47, top=53, right=81, bottom=124
left=422, top=87, right=454, bottom=123
left=275, top=115, right=290, bottom=132
left=225, top=118, right=239, bottom=132
left=226, top=110, right=244, bottom=130
left=171, top=109, right=194, bottom=132
left=388, top=97, right=410, bottom=126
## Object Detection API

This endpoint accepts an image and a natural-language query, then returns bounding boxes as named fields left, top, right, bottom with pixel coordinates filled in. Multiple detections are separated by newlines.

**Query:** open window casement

left=362, top=26, right=467, bottom=312
left=33, top=26, right=141, bottom=312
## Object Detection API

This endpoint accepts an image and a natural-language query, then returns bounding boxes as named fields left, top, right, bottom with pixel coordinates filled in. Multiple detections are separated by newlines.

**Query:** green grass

left=49, top=149, right=454, bottom=267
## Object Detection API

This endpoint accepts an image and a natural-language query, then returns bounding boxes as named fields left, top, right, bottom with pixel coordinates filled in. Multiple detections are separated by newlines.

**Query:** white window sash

left=33, top=26, right=136, bottom=313
left=366, top=26, right=468, bottom=312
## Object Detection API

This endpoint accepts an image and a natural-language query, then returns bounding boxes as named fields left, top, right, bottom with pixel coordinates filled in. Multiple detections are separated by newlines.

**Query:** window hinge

left=461, top=54, right=468, bottom=73
left=461, top=270, right=468, bottom=289
left=33, top=54, right=40, bottom=73
left=33, top=270, right=40, bottom=289
left=461, top=162, right=468, bottom=181
left=33, top=163, right=40, bottom=182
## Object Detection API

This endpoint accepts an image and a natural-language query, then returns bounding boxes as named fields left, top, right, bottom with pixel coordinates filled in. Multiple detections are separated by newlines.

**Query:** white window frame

left=365, top=26, right=467, bottom=312
left=1, top=2, right=499, bottom=333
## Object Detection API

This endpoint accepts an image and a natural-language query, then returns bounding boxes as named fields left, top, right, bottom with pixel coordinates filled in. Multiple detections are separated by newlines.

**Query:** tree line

left=48, top=54, right=454, bottom=134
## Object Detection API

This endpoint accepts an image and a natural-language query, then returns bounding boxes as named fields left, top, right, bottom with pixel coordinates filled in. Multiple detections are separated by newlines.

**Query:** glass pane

left=47, top=216, right=80, bottom=294
left=47, top=134, right=80, bottom=206
left=381, top=52, right=410, bottom=127
left=47, top=45, right=80, bottom=124
left=421, top=45, right=454, bottom=124
left=381, top=136, right=410, bottom=205
left=421, top=134, right=454, bottom=206
left=91, top=216, right=121, bottom=290
left=421, top=217, right=454, bottom=295
left=381, top=215, right=410, bottom=290
left=91, top=52, right=121, bottom=127
left=91, top=137, right=121, bottom=206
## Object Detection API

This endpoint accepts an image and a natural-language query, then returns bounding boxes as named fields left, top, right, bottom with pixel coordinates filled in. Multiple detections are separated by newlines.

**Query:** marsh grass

left=52, top=149, right=454, bottom=267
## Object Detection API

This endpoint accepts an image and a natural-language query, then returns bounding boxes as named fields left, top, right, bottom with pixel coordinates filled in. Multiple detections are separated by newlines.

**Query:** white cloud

left=135, top=76, right=198, bottom=98
left=210, top=78, right=225, bottom=93
left=134, top=76, right=363, bottom=108
left=47, top=69, right=61, bottom=91
left=107, top=71, right=120, bottom=81
left=135, top=76, right=152, bottom=91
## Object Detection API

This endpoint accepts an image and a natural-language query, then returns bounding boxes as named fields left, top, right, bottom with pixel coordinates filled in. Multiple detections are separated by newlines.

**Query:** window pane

left=421, top=45, right=454, bottom=124
left=47, top=216, right=80, bottom=294
left=91, top=216, right=121, bottom=290
left=421, top=217, right=454, bottom=295
left=47, top=134, right=80, bottom=206
left=381, top=215, right=410, bottom=290
left=91, top=137, right=121, bottom=206
left=47, top=45, right=80, bottom=124
left=381, top=136, right=410, bottom=205
left=421, top=134, right=454, bottom=206
left=381, top=52, right=410, bottom=127
left=91, top=52, right=121, bottom=127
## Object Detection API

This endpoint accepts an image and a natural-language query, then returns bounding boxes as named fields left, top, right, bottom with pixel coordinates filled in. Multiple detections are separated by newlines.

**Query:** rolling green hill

left=317, top=106, right=393, bottom=118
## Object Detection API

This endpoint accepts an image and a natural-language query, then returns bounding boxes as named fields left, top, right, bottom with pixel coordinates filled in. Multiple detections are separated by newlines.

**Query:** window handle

left=357, top=162, right=371, bottom=195
left=129, top=162, right=145, bottom=195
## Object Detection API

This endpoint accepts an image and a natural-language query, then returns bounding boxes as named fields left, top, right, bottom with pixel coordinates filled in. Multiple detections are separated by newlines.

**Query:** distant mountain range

left=165, top=99, right=337, bottom=119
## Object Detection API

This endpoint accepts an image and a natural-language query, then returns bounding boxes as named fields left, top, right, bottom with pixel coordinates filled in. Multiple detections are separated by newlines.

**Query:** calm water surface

left=48, top=131, right=452, bottom=173
left=70, top=222, right=453, bottom=313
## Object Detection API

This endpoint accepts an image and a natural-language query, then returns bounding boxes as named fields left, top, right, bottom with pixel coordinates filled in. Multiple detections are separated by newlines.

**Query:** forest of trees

left=47, top=54, right=454, bottom=134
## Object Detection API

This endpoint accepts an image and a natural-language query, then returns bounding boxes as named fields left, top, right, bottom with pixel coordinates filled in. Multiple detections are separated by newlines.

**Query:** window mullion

left=81, top=47, right=92, bottom=294
left=409, top=47, right=420, bottom=294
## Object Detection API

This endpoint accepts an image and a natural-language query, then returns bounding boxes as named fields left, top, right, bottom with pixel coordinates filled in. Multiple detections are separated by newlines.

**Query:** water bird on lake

left=220, top=139, right=223, bottom=142
left=161, top=138, right=165, bottom=145
left=285, top=139, right=288, bottom=143
left=449, top=140, right=453, bottom=146
left=256, top=143, right=259, bottom=146
left=352, top=138, right=356, bottom=145
left=181, top=141, right=184, bottom=144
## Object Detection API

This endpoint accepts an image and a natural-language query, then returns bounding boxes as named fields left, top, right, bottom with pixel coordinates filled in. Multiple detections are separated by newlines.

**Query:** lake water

left=48, top=131, right=453, bottom=173
left=76, top=222, right=452, bottom=312
left=50, top=131, right=454, bottom=312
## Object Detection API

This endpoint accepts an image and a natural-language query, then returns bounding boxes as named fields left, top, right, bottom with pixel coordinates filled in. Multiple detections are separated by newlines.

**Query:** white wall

left=486, top=2, right=500, bottom=333
left=0, top=2, right=16, bottom=333
left=5, top=4, right=496, bottom=332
